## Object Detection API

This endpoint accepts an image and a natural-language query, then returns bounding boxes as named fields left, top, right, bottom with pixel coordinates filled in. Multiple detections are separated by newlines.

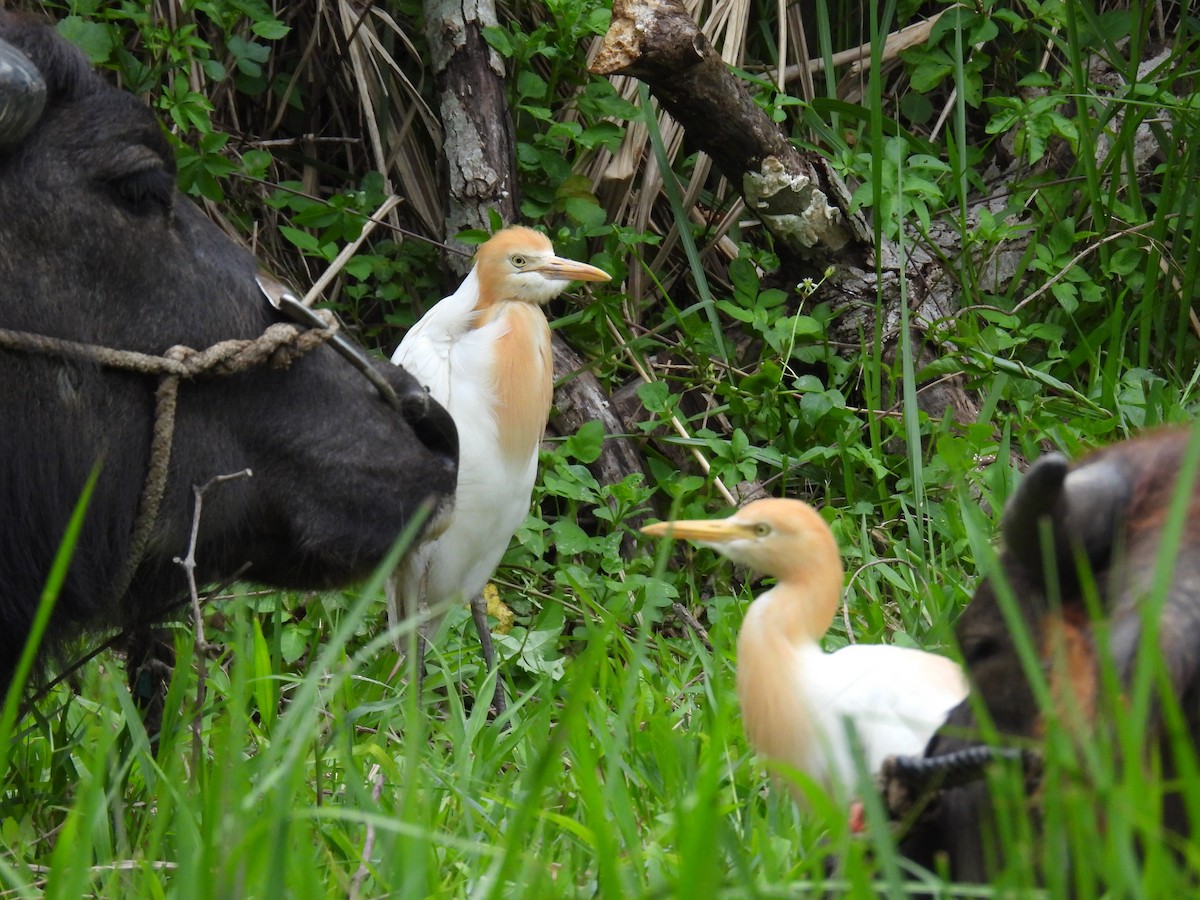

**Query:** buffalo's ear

left=1002, top=452, right=1131, bottom=588
left=1060, top=459, right=1133, bottom=563
left=1002, top=452, right=1069, bottom=574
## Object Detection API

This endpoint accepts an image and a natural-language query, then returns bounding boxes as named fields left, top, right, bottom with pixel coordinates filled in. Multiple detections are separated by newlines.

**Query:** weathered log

left=424, top=0, right=518, bottom=272
left=550, top=336, right=650, bottom=503
left=592, top=0, right=982, bottom=424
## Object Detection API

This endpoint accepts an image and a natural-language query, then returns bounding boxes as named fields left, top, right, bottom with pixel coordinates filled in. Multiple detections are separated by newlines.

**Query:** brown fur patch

left=1037, top=606, right=1100, bottom=738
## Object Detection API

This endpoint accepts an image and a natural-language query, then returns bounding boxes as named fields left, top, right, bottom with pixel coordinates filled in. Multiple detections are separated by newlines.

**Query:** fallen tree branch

left=591, top=0, right=862, bottom=259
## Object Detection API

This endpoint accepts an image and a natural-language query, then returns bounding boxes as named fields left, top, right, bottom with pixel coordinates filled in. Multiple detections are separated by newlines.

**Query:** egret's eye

left=511, top=255, right=528, bottom=268
left=753, top=522, right=771, bottom=537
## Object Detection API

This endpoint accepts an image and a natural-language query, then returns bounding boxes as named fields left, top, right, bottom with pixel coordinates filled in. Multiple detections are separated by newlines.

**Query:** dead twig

left=349, top=765, right=387, bottom=899
left=302, top=194, right=405, bottom=307
left=672, top=602, right=713, bottom=651
left=174, top=469, right=253, bottom=768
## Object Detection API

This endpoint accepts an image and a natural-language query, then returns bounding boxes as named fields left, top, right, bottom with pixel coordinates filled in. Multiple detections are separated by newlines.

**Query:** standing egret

left=389, top=226, right=610, bottom=713
left=642, top=498, right=968, bottom=802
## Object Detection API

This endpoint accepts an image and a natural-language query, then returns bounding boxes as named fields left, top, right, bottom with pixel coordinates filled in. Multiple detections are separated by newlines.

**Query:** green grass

left=6, top=445, right=1200, bottom=897
left=7, top=0, right=1200, bottom=895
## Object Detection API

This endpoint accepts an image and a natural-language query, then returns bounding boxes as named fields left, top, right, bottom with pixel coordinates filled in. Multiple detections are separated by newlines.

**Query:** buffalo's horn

left=0, top=37, right=46, bottom=150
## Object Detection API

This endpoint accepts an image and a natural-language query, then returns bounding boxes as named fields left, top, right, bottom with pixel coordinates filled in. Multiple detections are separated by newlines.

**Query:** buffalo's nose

left=401, top=381, right=458, bottom=467
left=380, top=362, right=458, bottom=469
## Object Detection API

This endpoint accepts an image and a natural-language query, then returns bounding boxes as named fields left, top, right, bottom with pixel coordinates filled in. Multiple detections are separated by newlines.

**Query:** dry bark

left=424, top=0, right=518, bottom=273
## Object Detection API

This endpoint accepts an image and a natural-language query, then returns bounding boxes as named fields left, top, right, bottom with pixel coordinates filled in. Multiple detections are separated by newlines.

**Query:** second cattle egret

left=389, top=226, right=610, bottom=712
left=642, top=498, right=968, bottom=801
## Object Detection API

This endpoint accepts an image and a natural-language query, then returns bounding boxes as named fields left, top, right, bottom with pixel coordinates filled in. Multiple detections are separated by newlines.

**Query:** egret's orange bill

left=533, top=257, right=611, bottom=283
left=640, top=518, right=753, bottom=543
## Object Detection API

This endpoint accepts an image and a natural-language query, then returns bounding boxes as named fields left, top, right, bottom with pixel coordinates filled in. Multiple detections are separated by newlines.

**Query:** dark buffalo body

left=0, top=12, right=457, bottom=685
left=899, top=427, right=1200, bottom=881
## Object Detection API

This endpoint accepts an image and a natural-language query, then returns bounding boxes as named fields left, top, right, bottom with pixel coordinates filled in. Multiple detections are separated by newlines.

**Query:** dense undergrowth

left=3, top=0, right=1200, bottom=896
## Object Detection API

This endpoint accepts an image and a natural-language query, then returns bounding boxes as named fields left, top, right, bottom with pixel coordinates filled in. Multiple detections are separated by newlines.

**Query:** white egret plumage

left=642, top=498, right=968, bottom=802
left=389, top=226, right=610, bottom=712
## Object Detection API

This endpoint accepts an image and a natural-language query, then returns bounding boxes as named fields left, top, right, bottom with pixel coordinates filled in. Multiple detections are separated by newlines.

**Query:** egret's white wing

left=388, top=273, right=537, bottom=646
left=391, top=268, right=483, bottom=405
left=816, top=643, right=968, bottom=789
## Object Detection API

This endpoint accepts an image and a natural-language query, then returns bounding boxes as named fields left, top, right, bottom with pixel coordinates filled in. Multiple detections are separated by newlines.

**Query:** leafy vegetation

left=5, top=0, right=1200, bottom=896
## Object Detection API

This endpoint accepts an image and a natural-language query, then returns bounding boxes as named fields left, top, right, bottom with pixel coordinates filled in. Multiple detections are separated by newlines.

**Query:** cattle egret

left=642, top=498, right=968, bottom=802
left=389, top=226, right=610, bottom=712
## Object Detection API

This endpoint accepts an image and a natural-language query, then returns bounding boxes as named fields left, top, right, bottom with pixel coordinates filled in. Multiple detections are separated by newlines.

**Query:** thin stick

left=1013, top=222, right=1157, bottom=313
left=349, top=765, right=386, bottom=898
left=303, top=194, right=405, bottom=307
left=672, top=602, right=713, bottom=651
left=603, top=315, right=738, bottom=506
left=174, top=469, right=253, bottom=768
left=781, top=13, right=943, bottom=81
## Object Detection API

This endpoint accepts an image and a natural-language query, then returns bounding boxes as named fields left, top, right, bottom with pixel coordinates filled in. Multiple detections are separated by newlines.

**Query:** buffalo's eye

left=961, top=634, right=1000, bottom=667
left=109, top=164, right=175, bottom=212
left=99, top=145, right=176, bottom=214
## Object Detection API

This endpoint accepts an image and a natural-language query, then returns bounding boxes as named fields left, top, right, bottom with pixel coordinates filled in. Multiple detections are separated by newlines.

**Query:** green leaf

left=728, top=257, right=759, bottom=304
left=1050, top=281, right=1079, bottom=312
left=280, top=226, right=322, bottom=254
left=200, top=58, right=228, bottom=81
left=251, top=19, right=290, bottom=40
left=251, top=618, right=276, bottom=729
left=343, top=257, right=374, bottom=280
left=564, top=420, right=605, bottom=464
left=906, top=48, right=953, bottom=93
left=482, top=25, right=513, bottom=57
left=715, top=299, right=756, bottom=323
left=740, top=360, right=784, bottom=395
left=562, top=195, right=606, bottom=227
left=1106, top=247, right=1143, bottom=277
left=494, top=627, right=565, bottom=679
left=279, top=627, right=309, bottom=665
left=56, top=16, right=115, bottom=64
left=636, top=381, right=670, bottom=413
left=517, top=71, right=548, bottom=100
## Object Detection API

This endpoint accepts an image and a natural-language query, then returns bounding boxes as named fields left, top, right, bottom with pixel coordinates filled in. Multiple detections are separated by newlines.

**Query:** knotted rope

left=882, top=744, right=1044, bottom=832
left=0, top=314, right=340, bottom=602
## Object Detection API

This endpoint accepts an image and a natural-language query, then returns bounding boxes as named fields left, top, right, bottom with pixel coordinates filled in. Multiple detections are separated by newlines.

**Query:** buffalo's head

left=895, top=427, right=1200, bottom=882
left=0, top=12, right=457, bottom=682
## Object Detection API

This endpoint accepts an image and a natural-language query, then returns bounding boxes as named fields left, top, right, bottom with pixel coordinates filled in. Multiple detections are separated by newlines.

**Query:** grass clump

left=5, top=0, right=1200, bottom=896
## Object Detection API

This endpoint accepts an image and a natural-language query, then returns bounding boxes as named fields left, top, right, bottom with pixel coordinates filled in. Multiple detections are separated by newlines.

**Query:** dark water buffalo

left=0, top=12, right=457, bottom=687
left=894, top=427, right=1200, bottom=882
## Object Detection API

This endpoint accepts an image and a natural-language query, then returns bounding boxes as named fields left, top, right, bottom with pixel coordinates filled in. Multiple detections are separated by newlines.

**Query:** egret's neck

left=735, top=554, right=844, bottom=786
left=472, top=271, right=497, bottom=314
left=747, top=559, right=844, bottom=647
